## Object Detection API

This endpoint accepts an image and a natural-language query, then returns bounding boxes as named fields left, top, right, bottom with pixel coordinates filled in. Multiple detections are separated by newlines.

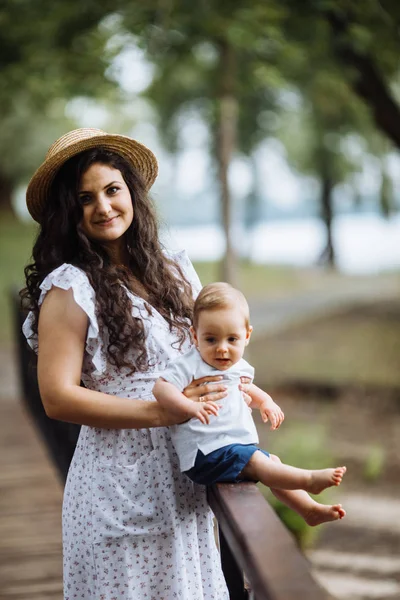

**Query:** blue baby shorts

left=184, top=443, right=270, bottom=485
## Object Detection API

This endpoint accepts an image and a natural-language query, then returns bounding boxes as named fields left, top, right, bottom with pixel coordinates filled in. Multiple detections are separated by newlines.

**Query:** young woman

left=22, top=128, right=230, bottom=599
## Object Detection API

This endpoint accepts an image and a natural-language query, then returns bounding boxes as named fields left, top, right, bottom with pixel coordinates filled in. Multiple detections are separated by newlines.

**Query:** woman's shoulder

left=23, top=263, right=102, bottom=368
left=164, top=248, right=202, bottom=297
left=38, top=263, right=96, bottom=318
left=164, top=248, right=190, bottom=268
left=40, top=263, right=92, bottom=295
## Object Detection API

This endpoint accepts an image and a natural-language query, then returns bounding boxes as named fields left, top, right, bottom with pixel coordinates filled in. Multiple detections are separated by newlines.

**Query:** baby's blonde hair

left=193, top=282, right=250, bottom=329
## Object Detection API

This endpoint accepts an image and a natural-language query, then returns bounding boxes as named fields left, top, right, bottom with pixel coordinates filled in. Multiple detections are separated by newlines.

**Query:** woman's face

left=78, top=163, right=134, bottom=256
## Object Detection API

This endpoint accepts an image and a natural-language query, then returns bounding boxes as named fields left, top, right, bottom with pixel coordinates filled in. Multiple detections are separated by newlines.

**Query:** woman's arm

left=153, top=378, right=220, bottom=425
left=37, top=286, right=175, bottom=429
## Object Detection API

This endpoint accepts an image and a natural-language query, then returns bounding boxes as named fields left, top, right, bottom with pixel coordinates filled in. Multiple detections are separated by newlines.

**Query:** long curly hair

left=22, top=148, right=195, bottom=373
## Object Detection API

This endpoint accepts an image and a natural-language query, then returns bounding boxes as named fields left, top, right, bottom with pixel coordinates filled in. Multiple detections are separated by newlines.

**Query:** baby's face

left=192, top=307, right=252, bottom=371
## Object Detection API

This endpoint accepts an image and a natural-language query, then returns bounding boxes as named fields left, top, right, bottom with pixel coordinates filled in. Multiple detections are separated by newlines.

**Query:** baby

left=153, top=282, right=346, bottom=526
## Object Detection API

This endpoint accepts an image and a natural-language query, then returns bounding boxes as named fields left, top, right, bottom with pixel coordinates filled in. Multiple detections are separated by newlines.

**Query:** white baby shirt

left=162, top=346, right=259, bottom=471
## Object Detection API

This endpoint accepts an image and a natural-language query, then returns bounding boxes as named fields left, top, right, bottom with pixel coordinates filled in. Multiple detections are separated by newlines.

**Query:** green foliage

left=0, top=0, right=117, bottom=109
left=137, top=1, right=288, bottom=156
left=0, top=0, right=122, bottom=206
left=258, top=423, right=333, bottom=548
left=267, top=422, right=332, bottom=469
left=2, top=0, right=400, bottom=228
left=0, top=214, right=36, bottom=342
left=363, top=445, right=386, bottom=482
left=270, top=500, right=318, bottom=548
left=193, top=260, right=309, bottom=297
left=0, top=97, right=76, bottom=184
left=125, top=0, right=400, bottom=263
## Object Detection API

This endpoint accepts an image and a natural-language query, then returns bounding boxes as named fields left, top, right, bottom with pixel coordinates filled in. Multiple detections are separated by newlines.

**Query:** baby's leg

left=240, top=450, right=346, bottom=494
left=267, top=456, right=346, bottom=526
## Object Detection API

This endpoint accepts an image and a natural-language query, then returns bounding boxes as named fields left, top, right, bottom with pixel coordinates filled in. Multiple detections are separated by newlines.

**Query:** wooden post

left=219, top=526, right=247, bottom=599
left=208, top=483, right=332, bottom=600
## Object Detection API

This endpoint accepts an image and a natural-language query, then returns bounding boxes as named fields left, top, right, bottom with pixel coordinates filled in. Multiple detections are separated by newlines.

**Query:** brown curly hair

left=22, top=148, right=195, bottom=373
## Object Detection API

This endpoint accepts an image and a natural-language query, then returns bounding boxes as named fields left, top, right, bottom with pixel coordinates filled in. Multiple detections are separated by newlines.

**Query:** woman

left=22, top=128, right=230, bottom=599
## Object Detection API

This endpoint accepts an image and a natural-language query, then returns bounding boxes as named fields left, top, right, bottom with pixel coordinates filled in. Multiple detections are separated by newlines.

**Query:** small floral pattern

left=23, top=251, right=228, bottom=600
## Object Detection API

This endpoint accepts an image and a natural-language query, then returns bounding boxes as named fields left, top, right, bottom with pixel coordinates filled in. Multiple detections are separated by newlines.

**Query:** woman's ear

left=245, top=325, right=253, bottom=346
left=190, top=326, right=199, bottom=346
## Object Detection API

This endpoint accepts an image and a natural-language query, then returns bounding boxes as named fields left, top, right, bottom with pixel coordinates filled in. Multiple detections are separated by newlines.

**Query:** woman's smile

left=94, top=215, right=120, bottom=226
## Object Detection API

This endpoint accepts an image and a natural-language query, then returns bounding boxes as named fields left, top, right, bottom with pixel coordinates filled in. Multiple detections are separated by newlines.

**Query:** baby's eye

left=205, top=337, right=215, bottom=343
left=228, top=337, right=238, bottom=342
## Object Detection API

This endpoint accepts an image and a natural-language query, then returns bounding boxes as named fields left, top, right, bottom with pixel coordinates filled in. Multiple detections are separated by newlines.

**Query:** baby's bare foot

left=305, top=503, right=346, bottom=527
left=308, top=466, right=347, bottom=495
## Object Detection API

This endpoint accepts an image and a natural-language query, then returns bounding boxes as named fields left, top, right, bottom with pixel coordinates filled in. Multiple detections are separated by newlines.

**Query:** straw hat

left=26, top=128, right=158, bottom=223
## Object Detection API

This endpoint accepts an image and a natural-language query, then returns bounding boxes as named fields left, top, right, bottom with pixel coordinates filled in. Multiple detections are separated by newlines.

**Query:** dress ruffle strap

left=22, top=263, right=107, bottom=374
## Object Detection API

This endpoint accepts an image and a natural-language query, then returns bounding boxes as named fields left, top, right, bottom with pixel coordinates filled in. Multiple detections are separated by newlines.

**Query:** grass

left=192, top=259, right=370, bottom=300
left=0, top=214, right=37, bottom=342
left=193, top=261, right=316, bottom=297
left=362, top=445, right=386, bottom=482
left=255, top=418, right=336, bottom=548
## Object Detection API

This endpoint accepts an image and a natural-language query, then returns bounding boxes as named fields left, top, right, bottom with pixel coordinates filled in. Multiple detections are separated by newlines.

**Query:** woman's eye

left=107, top=186, right=119, bottom=195
left=79, top=195, right=92, bottom=205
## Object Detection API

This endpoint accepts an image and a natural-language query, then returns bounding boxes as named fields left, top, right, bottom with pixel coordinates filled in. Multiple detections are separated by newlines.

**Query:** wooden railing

left=12, top=290, right=80, bottom=482
left=208, top=483, right=331, bottom=600
left=13, top=291, right=331, bottom=599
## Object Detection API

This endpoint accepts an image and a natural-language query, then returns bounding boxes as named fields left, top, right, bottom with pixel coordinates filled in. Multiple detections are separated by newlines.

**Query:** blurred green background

left=1, top=2, right=400, bottom=599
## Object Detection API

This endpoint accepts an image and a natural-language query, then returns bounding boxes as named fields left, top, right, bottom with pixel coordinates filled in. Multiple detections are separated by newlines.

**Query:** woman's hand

left=183, top=375, right=228, bottom=403
left=239, top=377, right=252, bottom=406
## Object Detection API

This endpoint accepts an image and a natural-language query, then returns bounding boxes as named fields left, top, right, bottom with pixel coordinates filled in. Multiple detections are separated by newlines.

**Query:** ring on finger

left=199, top=396, right=205, bottom=402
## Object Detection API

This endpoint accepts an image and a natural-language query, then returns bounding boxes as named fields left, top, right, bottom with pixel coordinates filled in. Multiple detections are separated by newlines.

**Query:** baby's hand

left=189, top=400, right=220, bottom=425
left=260, top=401, right=284, bottom=430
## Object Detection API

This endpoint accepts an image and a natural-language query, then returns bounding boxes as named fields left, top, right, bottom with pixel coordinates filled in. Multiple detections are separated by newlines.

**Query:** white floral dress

left=23, top=251, right=228, bottom=600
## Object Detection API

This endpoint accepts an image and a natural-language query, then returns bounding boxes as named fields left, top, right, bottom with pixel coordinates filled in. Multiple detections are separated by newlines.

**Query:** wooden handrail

left=208, top=482, right=331, bottom=600
left=11, top=289, right=81, bottom=482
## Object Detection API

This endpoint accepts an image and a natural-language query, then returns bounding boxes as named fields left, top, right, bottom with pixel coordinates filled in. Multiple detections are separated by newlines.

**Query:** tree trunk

left=215, top=39, right=238, bottom=285
left=379, top=166, right=393, bottom=218
left=318, top=174, right=335, bottom=268
left=244, top=154, right=261, bottom=263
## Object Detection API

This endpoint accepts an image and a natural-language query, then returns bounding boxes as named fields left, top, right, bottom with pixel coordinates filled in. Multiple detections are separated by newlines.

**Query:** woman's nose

left=95, top=194, right=112, bottom=215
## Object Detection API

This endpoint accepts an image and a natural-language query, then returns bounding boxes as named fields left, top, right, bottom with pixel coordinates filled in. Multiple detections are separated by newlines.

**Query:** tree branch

left=326, top=9, right=400, bottom=149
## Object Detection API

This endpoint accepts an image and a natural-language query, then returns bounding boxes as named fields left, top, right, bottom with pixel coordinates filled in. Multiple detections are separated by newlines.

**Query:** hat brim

left=26, top=133, right=158, bottom=223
